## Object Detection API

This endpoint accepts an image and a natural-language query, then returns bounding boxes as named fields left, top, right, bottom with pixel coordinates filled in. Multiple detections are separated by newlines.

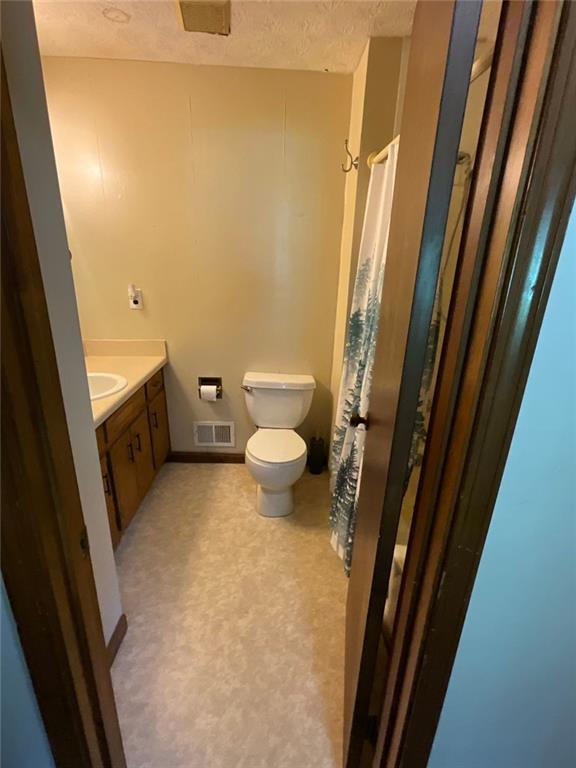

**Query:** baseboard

left=168, top=451, right=245, bottom=464
left=107, top=613, right=127, bottom=666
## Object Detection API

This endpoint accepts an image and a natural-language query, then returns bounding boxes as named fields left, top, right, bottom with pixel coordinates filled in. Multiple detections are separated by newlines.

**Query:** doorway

left=2, top=1, right=572, bottom=765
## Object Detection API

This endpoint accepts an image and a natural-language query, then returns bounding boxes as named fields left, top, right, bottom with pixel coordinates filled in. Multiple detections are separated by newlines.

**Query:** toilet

left=242, top=372, right=316, bottom=517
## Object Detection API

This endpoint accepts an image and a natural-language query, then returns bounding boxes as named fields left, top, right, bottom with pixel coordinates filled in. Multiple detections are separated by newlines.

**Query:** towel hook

left=341, top=139, right=359, bottom=173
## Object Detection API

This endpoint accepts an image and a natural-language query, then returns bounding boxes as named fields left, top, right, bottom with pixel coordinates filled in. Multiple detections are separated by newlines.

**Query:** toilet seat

left=246, top=429, right=306, bottom=465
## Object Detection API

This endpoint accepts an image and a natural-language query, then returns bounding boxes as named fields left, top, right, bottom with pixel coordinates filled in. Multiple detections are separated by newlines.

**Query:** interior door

left=343, top=1, right=485, bottom=764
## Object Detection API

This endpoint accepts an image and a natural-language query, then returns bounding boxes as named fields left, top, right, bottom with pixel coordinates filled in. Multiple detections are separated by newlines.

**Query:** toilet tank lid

left=243, top=372, right=316, bottom=390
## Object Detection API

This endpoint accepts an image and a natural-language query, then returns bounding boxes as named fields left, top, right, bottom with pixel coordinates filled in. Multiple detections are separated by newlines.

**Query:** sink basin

left=88, top=372, right=128, bottom=401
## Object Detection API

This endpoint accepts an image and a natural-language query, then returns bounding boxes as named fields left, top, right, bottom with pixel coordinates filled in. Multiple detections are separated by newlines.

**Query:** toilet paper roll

left=199, top=384, right=219, bottom=401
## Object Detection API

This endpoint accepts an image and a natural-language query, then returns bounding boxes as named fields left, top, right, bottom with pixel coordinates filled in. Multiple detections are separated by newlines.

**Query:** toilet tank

left=242, top=372, right=315, bottom=428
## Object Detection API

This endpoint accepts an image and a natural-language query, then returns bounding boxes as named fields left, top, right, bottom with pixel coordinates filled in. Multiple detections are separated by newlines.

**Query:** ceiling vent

left=193, top=421, right=235, bottom=447
left=179, top=1, right=231, bottom=36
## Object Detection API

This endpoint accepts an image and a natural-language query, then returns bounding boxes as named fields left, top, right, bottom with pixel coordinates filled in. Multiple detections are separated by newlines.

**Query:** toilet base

left=257, top=486, right=293, bottom=517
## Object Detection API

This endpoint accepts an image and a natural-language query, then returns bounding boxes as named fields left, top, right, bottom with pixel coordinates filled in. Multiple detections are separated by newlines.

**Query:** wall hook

left=341, top=139, right=359, bottom=173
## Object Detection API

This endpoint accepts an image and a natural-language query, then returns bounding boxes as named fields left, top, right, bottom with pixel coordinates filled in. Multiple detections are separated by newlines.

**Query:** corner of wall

left=329, top=42, right=370, bottom=409
left=393, top=37, right=412, bottom=135
left=329, top=37, right=404, bottom=426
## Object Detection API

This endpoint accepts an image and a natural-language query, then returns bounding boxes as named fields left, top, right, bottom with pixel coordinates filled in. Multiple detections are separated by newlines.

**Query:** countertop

left=84, top=340, right=167, bottom=428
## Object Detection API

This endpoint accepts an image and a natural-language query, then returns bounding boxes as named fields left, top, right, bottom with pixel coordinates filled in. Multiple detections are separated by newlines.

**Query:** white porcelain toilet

left=242, top=372, right=315, bottom=517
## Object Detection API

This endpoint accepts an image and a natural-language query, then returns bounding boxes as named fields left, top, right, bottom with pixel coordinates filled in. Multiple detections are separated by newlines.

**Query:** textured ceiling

left=33, top=0, right=417, bottom=73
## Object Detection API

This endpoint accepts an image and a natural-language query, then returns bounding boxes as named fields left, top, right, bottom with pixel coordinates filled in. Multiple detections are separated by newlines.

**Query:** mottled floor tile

left=112, top=464, right=348, bottom=768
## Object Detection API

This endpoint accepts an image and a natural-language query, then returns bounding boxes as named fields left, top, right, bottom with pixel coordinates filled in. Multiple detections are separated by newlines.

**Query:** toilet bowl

left=242, top=371, right=316, bottom=517
left=246, top=429, right=307, bottom=517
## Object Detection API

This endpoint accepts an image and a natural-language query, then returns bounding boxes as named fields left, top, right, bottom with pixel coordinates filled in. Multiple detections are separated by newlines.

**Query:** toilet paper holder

left=198, top=377, right=223, bottom=400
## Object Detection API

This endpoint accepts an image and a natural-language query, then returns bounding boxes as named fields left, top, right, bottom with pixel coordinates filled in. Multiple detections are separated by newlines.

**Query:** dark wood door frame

left=1, top=62, right=127, bottom=768
left=374, top=0, right=538, bottom=761
left=344, top=1, right=483, bottom=764
left=375, top=1, right=576, bottom=765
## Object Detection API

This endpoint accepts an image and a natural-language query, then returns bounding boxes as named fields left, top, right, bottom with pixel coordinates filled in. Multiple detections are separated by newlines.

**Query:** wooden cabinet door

left=109, top=430, right=140, bottom=529
left=100, top=455, right=121, bottom=549
left=149, top=389, right=170, bottom=468
left=131, top=410, right=155, bottom=499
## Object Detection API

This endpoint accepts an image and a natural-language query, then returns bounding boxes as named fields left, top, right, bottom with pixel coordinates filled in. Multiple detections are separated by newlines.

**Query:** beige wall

left=329, top=39, right=402, bottom=406
left=42, top=58, right=351, bottom=453
left=329, top=43, right=369, bottom=402
left=393, top=38, right=411, bottom=135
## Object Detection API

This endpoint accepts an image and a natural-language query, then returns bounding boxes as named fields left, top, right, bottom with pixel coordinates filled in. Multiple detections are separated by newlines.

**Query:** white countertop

left=84, top=340, right=168, bottom=428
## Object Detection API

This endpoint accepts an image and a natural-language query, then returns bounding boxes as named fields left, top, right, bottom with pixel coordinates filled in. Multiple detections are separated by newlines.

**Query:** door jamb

left=344, top=2, right=484, bottom=763
left=375, top=1, right=576, bottom=765
left=374, top=0, right=538, bottom=760
left=1, top=60, right=127, bottom=768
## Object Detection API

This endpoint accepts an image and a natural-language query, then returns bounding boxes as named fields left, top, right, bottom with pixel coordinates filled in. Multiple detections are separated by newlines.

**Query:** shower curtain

left=329, top=143, right=398, bottom=574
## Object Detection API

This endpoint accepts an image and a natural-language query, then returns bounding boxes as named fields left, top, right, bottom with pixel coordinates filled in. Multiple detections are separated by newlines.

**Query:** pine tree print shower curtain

left=330, top=144, right=398, bottom=573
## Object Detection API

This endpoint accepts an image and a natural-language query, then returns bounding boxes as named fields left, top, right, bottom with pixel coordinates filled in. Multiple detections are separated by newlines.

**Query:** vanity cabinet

left=109, top=410, right=155, bottom=530
left=96, top=367, right=170, bottom=546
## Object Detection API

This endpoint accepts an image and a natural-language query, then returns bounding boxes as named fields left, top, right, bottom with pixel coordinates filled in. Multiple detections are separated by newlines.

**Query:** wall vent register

left=193, top=421, right=235, bottom=447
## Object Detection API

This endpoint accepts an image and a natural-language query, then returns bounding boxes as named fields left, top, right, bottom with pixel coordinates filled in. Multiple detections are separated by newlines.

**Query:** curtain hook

left=341, top=139, right=359, bottom=173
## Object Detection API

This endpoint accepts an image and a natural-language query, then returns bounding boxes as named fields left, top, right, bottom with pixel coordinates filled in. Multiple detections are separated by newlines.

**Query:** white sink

left=88, top=372, right=128, bottom=401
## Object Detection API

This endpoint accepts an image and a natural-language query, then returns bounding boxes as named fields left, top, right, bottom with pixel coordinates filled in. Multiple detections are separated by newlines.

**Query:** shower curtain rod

left=367, top=134, right=400, bottom=167
left=368, top=48, right=494, bottom=168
